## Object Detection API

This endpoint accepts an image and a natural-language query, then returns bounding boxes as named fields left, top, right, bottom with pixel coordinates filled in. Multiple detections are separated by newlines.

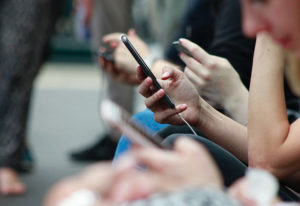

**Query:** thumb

left=161, top=67, right=183, bottom=81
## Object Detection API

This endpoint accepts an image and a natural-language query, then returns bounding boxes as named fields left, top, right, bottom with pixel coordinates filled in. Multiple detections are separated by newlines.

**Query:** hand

left=44, top=163, right=115, bottom=206
left=100, top=29, right=151, bottom=75
left=45, top=139, right=223, bottom=205
left=137, top=65, right=203, bottom=125
left=125, top=137, right=223, bottom=192
left=99, top=57, right=140, bottom=85
left=179, top=38, right=248, bottom=124
left=179, top=38, right=244, bottom=104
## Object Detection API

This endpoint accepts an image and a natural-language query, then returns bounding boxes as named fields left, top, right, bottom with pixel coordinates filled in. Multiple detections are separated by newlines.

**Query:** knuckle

left=138, top=85, right=145, bottom=95
left=190, top=47, right=198, bottom=55
left=202, top=72, right=211, bottom=81
left=144, top=99, right=151, bottom=108
left=206, top=61, right=217, bottom=70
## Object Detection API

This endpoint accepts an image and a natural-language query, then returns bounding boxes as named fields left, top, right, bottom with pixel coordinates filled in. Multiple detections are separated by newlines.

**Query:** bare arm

left=248, top=33, right=300, bottom=185
left=138, top=66, right=248, bottom=163
left=194, top=99, right=248, bottom=163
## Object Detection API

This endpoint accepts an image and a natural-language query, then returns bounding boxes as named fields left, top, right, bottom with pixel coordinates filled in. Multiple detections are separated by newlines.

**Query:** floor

left=1, top=62, right=112, bottom=206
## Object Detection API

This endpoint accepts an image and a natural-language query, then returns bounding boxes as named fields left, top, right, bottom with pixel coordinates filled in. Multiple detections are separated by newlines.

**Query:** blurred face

left=241, top=0, right=300, bottom=57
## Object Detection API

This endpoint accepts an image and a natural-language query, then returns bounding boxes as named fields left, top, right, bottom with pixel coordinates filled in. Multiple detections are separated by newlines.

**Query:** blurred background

left=0, top=0, right=188, bottom=205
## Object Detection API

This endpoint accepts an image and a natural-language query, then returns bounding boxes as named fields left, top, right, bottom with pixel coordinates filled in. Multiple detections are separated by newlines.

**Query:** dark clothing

left=165, top=0, right=215, bottom=65
left=159, top=127, right=299, bottom=201
left=0, top=0, right=62, bottom=171
left=161, top=0, right=300, bottom=201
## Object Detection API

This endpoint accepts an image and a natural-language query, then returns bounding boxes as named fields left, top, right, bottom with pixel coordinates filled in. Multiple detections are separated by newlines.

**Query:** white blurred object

left=58, top=189, right=98, bottom=206
left=245, top=169, right=279, bottom=206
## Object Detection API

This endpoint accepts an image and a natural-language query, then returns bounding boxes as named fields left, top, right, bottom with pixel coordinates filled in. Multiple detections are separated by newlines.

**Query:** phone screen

left=101, top=99, right=171, bottom=149
left=121, top=34, right=175, bottom=109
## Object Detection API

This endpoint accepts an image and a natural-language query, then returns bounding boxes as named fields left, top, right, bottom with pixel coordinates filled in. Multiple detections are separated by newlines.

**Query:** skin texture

left=241, top=0, right=300, bottom=57
left=44, top=138, right=223, bottom=206
left=241, top=0, right=300, bottom=192
left=179, top=38, right=248, bottom=125
left=0, top=168, right=26, bottom=195
left=100, top=32, right=248, bottom=125
left=137, top=65, right=248, bottom=163
left=99, top=29, right=150, bottom=85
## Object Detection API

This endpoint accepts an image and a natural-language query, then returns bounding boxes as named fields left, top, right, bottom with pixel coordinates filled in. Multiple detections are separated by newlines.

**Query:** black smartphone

left=97, top=46, right=114, bottom=62
left=101, top=99, right=171, bottom=149
left=172, top=41, right=193, bottom=57
left=121, top=34, right=175, bottom=109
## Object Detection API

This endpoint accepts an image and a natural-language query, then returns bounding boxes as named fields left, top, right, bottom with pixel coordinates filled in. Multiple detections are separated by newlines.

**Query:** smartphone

left=97, top=46, right=114, bottom=62
left=101, top=99, right=171, bottom=149
left=172, top=41, right=193, bottom=57
left=120, top=34, right=175, bottom=109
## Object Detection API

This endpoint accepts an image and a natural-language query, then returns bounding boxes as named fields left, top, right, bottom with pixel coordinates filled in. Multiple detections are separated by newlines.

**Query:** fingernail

left=179, top=38, right=184, bottom=44
left=158, top=89, right=164, bottom=97
left=162, top=72, right=170, bottom=78
left=178, top=104, right=187, bottom=110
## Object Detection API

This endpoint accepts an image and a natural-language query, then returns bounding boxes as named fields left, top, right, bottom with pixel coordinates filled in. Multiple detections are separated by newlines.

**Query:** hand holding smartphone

left=120, top=34, right=175, bottom=109
left=97, top=45, right=114, bottom=62
left=101, top=99, right=171, bottom=149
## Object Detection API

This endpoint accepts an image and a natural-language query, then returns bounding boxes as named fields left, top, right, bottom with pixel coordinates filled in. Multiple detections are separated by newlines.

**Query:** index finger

left=179, top=38, right=210, bottom=65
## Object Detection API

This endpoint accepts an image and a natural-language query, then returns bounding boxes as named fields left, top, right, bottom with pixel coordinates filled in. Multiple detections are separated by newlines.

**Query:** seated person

left=44, top=138, right=295, bottom=206
left=102, top=0, right=300, bottom=201
left=102, top=0, right=255, bottom=159
left=101, top=0, right=300, bottom=161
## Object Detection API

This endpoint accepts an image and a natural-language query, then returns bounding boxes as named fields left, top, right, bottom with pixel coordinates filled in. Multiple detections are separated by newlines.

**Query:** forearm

left=223, top=83, right=248, bottom=125
left=196, top=98, right=248, bottom=163
left=248, top=33, right=289, bottom=170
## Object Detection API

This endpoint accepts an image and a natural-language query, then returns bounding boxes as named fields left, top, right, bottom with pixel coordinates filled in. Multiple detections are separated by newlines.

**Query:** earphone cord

left=177, top=113, right=197, bottom=136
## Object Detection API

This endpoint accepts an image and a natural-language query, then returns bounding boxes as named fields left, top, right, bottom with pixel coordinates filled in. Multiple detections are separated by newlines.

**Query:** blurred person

left=70, top=0, right=190, bottom=162
left=0, top=0, right=63, bottom=195
left=46, top=0, right=300, bottom=203
left=70, top=0, right=133, bottom=162
left=44, top=138, right=295, bottom=206
left=137, top=34, right=299, bottom=201
left=103, top=1, right=300, bottom=183
left=103, top=0, right=253, bottom=159
left=137, top=0, right=300, bottom=199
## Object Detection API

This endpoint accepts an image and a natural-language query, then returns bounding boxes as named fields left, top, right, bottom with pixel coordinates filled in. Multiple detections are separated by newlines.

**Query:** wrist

left=144, top=55, right=157, bottom=68
left=195, top=97, right=217, bottom=130
left=223, top=85, right=248, bottom=125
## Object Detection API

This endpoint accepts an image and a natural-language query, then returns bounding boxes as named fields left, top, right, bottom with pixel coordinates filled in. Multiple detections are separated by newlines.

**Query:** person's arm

left=137, top=65, right=248, bottom=163
left=179, top=38, right=248, bottom=125
left=248, top=33, right=300, bottom=185
left=100, top=30, right=180, bottom=84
